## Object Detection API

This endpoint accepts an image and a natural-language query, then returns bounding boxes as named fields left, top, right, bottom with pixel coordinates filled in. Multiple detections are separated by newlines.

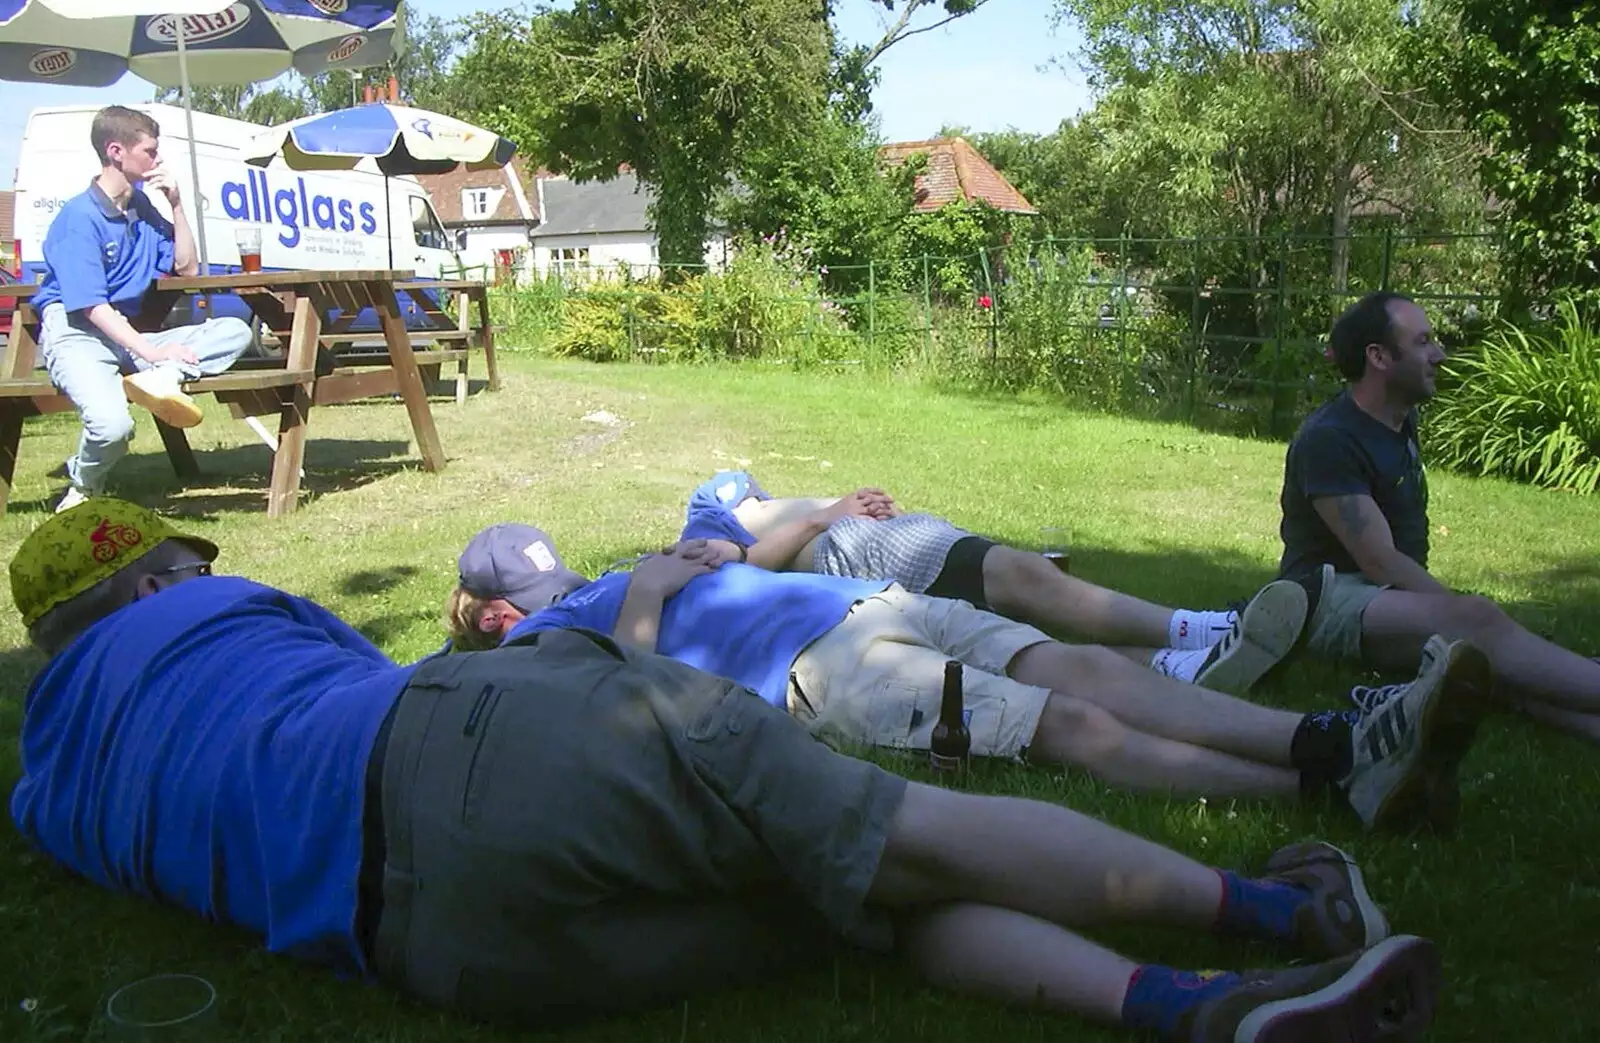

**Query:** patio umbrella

left=243, top=102, right=517, bottom=265
left=0, top=1, right=406, bottom=271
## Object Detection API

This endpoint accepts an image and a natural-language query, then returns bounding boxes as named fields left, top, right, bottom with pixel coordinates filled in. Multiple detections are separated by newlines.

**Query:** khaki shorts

left=1305, top=571, right=1387, bottom=661
left=788, top=585, right=1054, bottom=760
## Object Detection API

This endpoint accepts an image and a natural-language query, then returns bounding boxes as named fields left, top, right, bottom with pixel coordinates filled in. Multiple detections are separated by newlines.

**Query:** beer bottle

left=929, top=659, right=971, bottom=774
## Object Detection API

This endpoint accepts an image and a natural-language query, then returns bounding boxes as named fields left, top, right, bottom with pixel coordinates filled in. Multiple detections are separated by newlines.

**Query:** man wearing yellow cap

left=6, top=499, right=1444, bottom=1041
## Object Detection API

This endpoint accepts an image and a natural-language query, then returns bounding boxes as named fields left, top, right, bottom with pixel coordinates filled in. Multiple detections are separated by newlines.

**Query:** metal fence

left=494, top=228, right=1504, bottom=438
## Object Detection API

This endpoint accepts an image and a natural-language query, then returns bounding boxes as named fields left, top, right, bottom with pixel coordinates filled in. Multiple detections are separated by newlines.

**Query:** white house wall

left=533, top=230, right=731, bottom=278
left=458, top=226, right=534, bottom=278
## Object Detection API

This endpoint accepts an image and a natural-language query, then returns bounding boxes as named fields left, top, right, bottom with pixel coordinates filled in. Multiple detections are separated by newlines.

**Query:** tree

left=849, top=0, right=991, bottom=67
left=453, top=0, right=833, bottom=273
left=299, top=13, right=466, bottom=113
left=151, top=83, right=309, bottom=123
left=1434, top=1, right=1600, bottom=305
left=721, top=109, right=916, bottom=293
left=957, top=121, right=1135, bottom=240
left=1053, top=0, right=1480, bottom=288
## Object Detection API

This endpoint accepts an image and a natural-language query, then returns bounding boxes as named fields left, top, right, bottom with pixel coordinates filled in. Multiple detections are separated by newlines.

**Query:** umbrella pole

left=175, top=20, right=210, bottom=280
left=386, top=174, right=393, bottom=269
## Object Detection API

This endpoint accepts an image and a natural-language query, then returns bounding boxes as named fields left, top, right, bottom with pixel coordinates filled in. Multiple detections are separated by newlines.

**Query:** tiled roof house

left=878, top=137, right=1038, bottom=215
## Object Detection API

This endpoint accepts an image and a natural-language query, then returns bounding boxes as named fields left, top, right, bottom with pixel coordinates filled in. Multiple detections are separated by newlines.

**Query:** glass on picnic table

left=233, top=225, right=263, bottom=274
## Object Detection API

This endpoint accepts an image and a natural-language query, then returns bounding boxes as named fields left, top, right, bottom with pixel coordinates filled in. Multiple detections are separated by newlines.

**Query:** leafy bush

left=488, top=275, right=568, bottom=352
left=539, top=243, right=852, bottom=365
left=1428, top=299, right=1600, bottom=494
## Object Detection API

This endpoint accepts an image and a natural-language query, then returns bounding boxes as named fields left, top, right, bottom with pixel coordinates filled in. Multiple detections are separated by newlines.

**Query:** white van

left=12, top=103, right=461, bottom=330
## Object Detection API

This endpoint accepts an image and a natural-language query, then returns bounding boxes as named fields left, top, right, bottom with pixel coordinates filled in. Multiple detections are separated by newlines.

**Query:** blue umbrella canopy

left=0, top=1, right=404, bottom=87
left=0, top=2, right=406, bottom=273
left=245, top=102, right=517, bottom=176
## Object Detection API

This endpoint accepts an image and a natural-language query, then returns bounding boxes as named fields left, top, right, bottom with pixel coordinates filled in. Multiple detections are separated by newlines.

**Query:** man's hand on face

left=631, top=542, right=720, bottom=598
left=142, top=164, right=182, bottom=208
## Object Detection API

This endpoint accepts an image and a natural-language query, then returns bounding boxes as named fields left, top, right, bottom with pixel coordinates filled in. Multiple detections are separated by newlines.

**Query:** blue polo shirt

left=10, top=576, right=416, bottom=975
left=505, top=564, right=889, bottom=707
left=33, top=180, right=177, bottom=316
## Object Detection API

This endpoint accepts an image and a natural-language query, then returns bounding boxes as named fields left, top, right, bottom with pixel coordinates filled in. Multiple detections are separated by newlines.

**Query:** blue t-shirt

left=505, top=564, right=889, bottom=707
left=33, top=180, right=177, bottom=317
left=1279, top=390, right=1430, bottom=578
left=10, top=576, right=415, bottom=974
left=681, top=501, right=759, bottom=546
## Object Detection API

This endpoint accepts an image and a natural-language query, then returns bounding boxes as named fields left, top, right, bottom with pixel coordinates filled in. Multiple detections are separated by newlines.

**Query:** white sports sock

left=1149, top=646, right=1214, bottom=683
left=1167, top=609, right=1238, bottom=650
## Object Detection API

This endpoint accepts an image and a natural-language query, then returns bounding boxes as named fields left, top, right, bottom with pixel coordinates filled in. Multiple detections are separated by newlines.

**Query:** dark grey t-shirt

left=1278, top=390, right=1430, bottom=578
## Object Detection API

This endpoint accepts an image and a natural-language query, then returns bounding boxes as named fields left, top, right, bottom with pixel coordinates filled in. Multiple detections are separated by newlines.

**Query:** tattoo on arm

left=1337, top=496, right=1369, bottom=540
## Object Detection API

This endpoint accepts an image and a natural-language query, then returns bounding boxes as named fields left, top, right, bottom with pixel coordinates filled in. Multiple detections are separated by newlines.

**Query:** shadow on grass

left=341, top=566, right=421, bottom=597
left=5, top=438, right=416, bottom=520
left=21, top=439, right=417, bottom=520
left=349, top=607, right=442, bottom=649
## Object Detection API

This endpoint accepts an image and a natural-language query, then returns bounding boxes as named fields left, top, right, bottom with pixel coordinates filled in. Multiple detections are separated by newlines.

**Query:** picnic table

left=0, top=269, right=498, bottom=519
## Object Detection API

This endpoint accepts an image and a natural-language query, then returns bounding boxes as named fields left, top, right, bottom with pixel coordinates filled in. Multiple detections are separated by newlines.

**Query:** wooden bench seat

left=317, top=328, right=470, bottom=348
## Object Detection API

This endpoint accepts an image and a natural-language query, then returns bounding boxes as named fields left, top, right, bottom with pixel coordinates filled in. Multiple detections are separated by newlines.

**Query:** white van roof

left=20, top=103, right=401, bottom=179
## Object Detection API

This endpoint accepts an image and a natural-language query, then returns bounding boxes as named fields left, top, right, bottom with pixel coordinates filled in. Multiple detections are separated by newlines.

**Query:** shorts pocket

left=863, top=681, right=925, bottom=750
left=457, top=682, right=505, bottom=827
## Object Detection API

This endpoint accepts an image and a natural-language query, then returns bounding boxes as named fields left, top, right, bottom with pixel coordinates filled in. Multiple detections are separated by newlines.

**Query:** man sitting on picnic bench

left=33, top=105, right=252, bottom=513
left=446, top=522, right=1492, bottom=833
left=10, top=498, right=1442, bottom=1042
left=677, top=469, right=1319, bottom=696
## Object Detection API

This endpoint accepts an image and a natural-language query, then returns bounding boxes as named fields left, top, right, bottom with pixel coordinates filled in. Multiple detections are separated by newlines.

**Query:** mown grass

left=1, top=355, right=1597, bottom=1041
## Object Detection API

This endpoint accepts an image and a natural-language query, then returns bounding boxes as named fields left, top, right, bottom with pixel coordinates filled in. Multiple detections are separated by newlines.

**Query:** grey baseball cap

left=458, top=523, right=590, bottom=613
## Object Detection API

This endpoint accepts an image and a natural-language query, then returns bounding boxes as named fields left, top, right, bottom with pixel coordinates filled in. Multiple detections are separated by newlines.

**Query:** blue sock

left=1121, top=964, right=1242, bottom=1038
left=1215, top=868, right=1307, bottom=942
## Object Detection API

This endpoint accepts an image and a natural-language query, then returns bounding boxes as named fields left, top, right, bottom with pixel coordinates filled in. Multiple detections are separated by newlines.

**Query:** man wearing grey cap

left=446, top=522, right=1493, bottom=835
left=445, top=521, right=593, bottom=640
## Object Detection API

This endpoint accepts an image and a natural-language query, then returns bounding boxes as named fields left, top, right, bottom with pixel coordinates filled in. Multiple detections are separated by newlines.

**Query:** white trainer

left=123, top=367, right=204, bottom=429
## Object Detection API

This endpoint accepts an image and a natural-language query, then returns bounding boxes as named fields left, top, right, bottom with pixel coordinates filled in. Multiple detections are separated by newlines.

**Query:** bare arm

left=614, top=581, right=668, bottom=652
left=168, top=199, right=198, bottom=276
left=746, top=515, right=830, bottom=571
left=612, top=547, right=718, bottom=652
left=1314, top=494, right=1449, bottom=594
left=743, top=488, right=898, bottom=571
left=144, top=165, right=197, bottom=276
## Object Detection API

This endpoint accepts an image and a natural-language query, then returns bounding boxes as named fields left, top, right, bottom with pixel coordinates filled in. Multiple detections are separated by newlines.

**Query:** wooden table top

left=157, top=269, right=416, bottom=292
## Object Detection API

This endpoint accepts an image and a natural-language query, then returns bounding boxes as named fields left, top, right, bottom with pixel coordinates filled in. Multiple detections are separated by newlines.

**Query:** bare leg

left=903, top=903, right=1135, bottom=1025
left=1026, top=691, right=1300, bottom=799
left=1362, top=589, right=1600, bottom=717
left=1514, top=699, right=1600, bottom=743
left=1009, top=641, right=1303, bottom=767
left=868, top=782, right=1225, bottom=928
left=983, top=546, right=1175, bottom=646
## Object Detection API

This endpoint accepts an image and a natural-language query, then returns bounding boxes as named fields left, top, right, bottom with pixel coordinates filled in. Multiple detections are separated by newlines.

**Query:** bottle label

left=929, top=752, right=963, bottom=772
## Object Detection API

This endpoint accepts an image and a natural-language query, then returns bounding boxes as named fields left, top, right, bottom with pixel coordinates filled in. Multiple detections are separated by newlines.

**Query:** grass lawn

left=2, top=353, right=1599, bottom=1041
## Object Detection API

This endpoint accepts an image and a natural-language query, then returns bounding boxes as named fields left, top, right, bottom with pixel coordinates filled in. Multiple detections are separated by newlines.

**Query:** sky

left=0, top=0, right=1092, bottom=189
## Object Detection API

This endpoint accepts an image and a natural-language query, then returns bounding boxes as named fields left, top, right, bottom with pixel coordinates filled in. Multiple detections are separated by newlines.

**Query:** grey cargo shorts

left=368, top=627, right=908, bottom=1025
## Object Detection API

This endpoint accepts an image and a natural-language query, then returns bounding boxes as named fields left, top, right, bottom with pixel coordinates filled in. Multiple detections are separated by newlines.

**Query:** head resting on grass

left=9, top=498, right=218, bottom=656
left=446, top=523, right=590, bottom=650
